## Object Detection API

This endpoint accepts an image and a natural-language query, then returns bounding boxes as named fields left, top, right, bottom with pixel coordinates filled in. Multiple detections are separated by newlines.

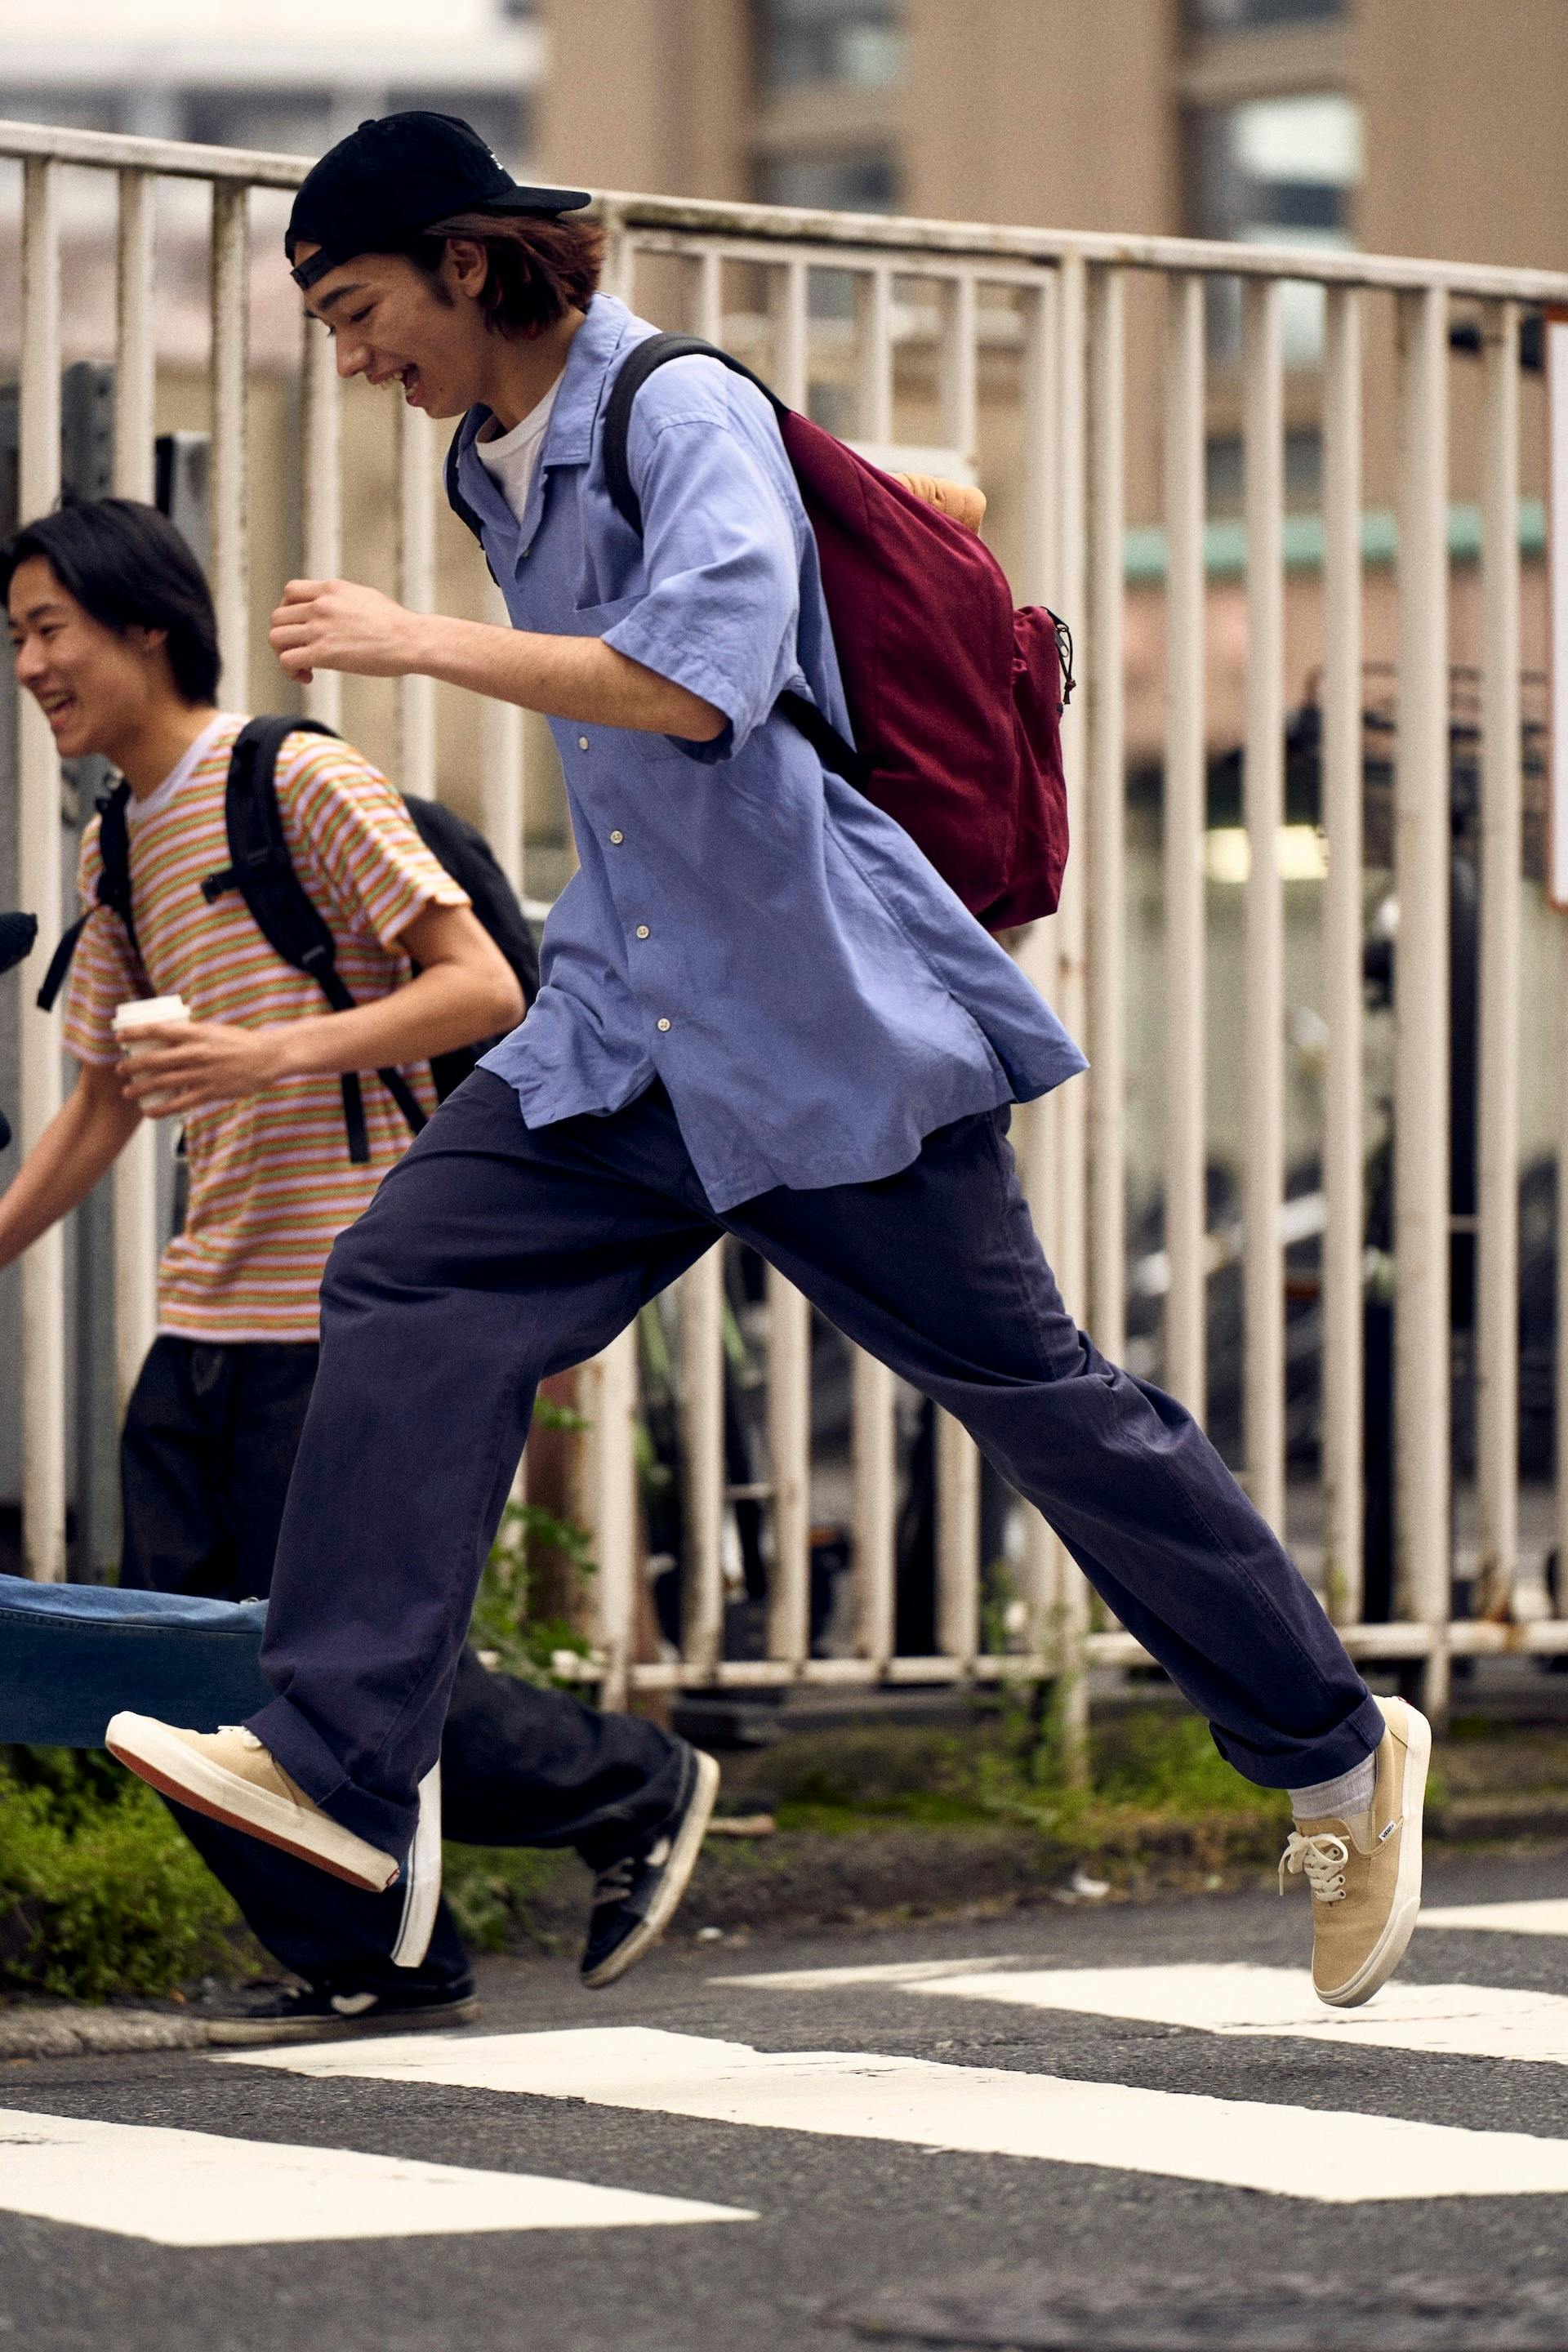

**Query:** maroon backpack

left=445, top=333, right=1074, bottom=930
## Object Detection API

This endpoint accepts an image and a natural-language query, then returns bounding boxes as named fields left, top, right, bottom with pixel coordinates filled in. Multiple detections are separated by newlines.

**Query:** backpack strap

left=601, top=334, right=786, bottom=537
left=202, top=717, right=429, bottom=1165
left=443, top=414, right=500, bottom=585
left=37, top=781, right=137, bottom=1013
left=599, top=335, right=870, bottom=791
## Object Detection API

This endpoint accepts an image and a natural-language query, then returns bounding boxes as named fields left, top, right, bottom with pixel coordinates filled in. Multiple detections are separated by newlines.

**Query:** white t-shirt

left=475, top=376, right=563, bottom=525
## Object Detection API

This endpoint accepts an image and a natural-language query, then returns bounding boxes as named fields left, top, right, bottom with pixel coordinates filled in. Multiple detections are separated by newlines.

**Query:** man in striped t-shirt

left=1, top=499, right=705, bottom=2034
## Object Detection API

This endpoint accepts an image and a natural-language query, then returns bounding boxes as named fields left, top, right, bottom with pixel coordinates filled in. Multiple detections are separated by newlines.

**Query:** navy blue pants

left=254, top=1073, right=1383, bottom=1860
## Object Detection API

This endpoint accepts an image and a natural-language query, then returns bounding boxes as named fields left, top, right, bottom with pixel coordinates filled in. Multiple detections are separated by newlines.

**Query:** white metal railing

left=7, top=118, right=1568, bottom=1732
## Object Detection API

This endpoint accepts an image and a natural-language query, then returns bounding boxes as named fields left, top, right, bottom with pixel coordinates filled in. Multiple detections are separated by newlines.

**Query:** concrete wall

left=536, top=0, right=753, bottom=198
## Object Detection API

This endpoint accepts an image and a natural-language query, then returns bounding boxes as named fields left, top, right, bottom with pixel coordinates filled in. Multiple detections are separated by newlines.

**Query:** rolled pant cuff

left=1211, top=1690, right=1387, bottom=1791
left=247, top=1695, right=414, bottom=1864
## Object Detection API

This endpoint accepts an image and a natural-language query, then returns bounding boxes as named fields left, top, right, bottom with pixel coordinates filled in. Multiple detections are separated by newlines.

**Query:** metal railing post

left=939, top=273, right=979, bottom=471
left=764, top=1267, right=812, bottom=1667
left=858, top=266, right=895, bottom=445
left=1049, top=251, right=1091, bottom=1771
left=1162, top=275, right=1208, bottom=1419
left=1242, top=277, right=1286, bottom=1535
left=1016, top=274, right=1067, bottom=1658
left=852, top=1349, right=898, bottom=1669
left=301, top=313, right=343, bottom=730
left=1393, top=285, right=1452, bottom=1718
left=774, top=260, right=810, bottom=412
left=480, top=685, right=528, bottom=899
left=678, top=1249, right=726, bottom=1676
left=935, top=1411, right=981, bottom=1670
left=1086, top=263, right=1126, bottom=1361
left=1477, top=298, right=1522, bottom=1618
left=209, top=180, right=250, bottom=707
left=1321, top=284, right=1365, bottom=1624
left=582, top=1328, right=639, bottom=1713
left=397, top=400, right=437, bottom=798
left=18, top=157, right=67, bottom=1581
left=111, top=166, right=160, bottom=1417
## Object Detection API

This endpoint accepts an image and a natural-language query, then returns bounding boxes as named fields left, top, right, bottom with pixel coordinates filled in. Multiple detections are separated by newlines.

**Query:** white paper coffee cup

left=114, top=996, right=190, bottom=1117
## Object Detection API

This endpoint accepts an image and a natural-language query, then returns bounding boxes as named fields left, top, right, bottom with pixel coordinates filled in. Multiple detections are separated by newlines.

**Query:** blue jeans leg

left=0, top=1576, right=273, bottom=1744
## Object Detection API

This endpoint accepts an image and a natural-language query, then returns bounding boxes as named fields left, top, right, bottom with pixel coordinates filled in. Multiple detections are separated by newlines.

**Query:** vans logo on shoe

left=330, top=1992, right=380, bottom=2017
left=1379, top=1820, right=1401, bottom=1844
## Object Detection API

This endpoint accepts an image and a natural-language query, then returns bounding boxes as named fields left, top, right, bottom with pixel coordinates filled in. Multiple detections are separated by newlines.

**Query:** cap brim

left=472, top=185, right=594, bottom=216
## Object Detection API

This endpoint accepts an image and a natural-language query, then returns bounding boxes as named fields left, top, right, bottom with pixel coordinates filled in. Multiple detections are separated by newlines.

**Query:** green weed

left=0, top=1748, right=245, bottom=2003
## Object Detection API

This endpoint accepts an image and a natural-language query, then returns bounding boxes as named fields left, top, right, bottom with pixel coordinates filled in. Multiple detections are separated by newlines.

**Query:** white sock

left=1288, top=1756, right=1376, bottom=1823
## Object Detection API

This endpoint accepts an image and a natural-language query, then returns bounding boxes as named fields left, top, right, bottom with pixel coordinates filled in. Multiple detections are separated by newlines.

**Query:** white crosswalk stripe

left=710, top=1958, right=1021, bottom=1990
left=893, top=1962, right=1568, bottom=2065
left=1423, top=1899, right=1568, bottom=1936
left=0, top=2105, right=753, bottom=2246
left=218, top=2025, right=1568, bottom=2203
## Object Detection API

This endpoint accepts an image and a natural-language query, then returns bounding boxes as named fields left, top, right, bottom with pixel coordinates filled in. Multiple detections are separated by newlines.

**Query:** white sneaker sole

left=1316, top=1697, right=1431, bottom=2011
left=581, top=1749, right=721, bottom=1990
left=105, top=1711, right=399, bottom=1895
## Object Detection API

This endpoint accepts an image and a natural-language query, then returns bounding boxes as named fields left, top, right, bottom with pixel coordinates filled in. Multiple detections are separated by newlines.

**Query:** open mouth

left=397, top=364, right=423, bottom=406
left=38, top=693, right=76, bottom=732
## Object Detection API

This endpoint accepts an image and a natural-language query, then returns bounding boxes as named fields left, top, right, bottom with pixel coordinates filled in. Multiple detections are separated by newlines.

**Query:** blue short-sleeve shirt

left=466, top=292, right=1085, bottom=1212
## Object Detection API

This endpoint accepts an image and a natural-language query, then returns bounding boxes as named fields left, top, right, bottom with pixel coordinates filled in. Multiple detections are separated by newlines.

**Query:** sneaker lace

left=590, top=1854, right=639, bottom=1907
left=1279, top=1829, right=1352, bottom=1904
left=590, top=1835, right=671, bottom=1909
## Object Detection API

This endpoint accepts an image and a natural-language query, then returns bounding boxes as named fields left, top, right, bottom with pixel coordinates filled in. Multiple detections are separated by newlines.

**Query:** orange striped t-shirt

left=62, top=712, right=470, bottom=1343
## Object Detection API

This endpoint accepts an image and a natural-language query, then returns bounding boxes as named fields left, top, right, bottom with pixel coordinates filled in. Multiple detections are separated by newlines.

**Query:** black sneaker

left=198, top=1980, right=479, bottom=2047
left=581, top=1748, right=720, bottom=1989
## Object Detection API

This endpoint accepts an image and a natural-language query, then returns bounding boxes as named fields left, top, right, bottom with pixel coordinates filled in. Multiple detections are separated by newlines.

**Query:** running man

left=109, top=111, right=1428, bottom=2011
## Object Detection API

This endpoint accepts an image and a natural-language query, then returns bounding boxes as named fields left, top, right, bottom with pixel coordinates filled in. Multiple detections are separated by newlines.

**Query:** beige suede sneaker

left=1280, top=1695, right=1431, bottom=2010
left=106, top=1714, right=399, bottom=1895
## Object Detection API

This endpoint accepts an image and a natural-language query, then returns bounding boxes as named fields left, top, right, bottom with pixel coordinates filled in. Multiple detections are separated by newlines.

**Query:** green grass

left=0, top=1748, right=247, bottom=2003
left=439, top=1844, right=574, bottom=1954
left=755, top=1703, right=1292, bottom=1860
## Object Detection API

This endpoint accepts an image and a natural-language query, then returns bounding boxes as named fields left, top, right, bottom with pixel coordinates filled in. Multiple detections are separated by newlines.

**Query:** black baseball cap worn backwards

left=287, top=111, right=591, bottom=292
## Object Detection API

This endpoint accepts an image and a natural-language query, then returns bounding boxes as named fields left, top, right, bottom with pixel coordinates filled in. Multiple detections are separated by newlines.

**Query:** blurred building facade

left=0, top=0, right=538, bottom=164
left=537, top=0, right=1568, bottom=278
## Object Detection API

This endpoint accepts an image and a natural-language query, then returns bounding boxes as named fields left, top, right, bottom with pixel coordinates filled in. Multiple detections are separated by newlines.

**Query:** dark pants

left=121, top=1335, right=686, bottom=1998
left=256, top=1073, right=1383, bottom=1861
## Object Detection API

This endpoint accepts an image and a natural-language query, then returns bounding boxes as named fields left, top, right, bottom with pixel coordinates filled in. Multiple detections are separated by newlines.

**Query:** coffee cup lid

left=114, top=996, right=189, bottom=1029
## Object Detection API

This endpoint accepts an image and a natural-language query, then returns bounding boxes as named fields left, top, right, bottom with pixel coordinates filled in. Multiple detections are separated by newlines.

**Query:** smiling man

left=109, top=111, right=1428, bottom=2020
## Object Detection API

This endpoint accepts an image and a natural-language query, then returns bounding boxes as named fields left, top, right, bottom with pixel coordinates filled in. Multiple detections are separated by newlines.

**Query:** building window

left=1190, top=91, right=1361, bottom=363
left=1188, top=0, right=1342, bottom=27
left=1205, top=426, right=1323, bottom=516
left=755, top=149, right=900, bottom=214
left=757, top=0, right=904, bottom=93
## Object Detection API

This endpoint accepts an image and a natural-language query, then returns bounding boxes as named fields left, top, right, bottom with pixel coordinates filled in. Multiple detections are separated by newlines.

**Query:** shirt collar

left=455, top=292, right=638, bottom=483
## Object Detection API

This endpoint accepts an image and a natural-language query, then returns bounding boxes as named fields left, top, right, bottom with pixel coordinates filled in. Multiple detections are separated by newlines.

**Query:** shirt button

left=609, top=830, right=624, bottom=844
left=657, top=1018, right=671, bottom=1033
left=635, top=924, right=650, bottom=940
left=577, top=736, right=589, bottom=751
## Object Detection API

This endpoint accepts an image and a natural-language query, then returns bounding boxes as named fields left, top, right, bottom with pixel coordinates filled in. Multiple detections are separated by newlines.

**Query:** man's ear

left=131, top=626, right=169, bottom=660
left=442, top=238, right=490, bottom=304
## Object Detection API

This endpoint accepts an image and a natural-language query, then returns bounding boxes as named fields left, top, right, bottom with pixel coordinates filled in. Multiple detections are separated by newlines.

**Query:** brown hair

left=410, top=211, right=605, bottom=337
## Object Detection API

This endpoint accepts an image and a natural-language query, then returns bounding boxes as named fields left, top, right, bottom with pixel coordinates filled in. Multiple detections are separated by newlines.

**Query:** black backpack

left=39, top=715, right=540, bottom=1165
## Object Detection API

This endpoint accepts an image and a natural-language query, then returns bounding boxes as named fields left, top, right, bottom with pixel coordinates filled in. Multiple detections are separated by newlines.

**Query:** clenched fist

left=269, top=578, right=428, bottom=684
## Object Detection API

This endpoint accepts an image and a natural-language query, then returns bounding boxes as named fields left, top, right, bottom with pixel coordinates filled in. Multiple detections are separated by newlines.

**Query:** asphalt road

left=4, top=1844, right=1568, bottom=2352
